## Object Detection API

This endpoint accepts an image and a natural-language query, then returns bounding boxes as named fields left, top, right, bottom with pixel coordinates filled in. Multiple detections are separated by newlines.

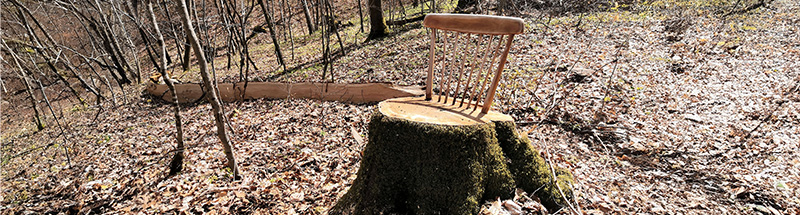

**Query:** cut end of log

left=378, top=95, right=513, bottom=125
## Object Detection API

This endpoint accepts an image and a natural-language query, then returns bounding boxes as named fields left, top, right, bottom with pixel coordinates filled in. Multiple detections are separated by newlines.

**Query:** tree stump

left=331, top=97, right=574, bottom=214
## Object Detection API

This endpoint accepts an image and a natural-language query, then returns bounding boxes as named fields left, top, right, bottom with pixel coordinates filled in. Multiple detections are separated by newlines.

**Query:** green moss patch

left=495, top=121, right=573, bottom=210
left=331, top=111, right=573, bottom=214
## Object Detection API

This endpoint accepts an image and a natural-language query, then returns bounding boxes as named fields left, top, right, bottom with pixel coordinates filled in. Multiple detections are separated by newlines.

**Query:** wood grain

left=423, top=13, right=524, bottom=35
left=379, top=95, right=513, bottom=125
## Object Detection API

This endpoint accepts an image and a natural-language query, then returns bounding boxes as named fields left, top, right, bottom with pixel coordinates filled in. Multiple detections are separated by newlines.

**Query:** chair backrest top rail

left=423, top=13, right=524, bottom=35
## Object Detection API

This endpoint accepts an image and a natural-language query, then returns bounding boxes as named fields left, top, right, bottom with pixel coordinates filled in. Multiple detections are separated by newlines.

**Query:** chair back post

left=426, top=29, right=436, bottom=101
left=481, top=34, right=514, bottom=114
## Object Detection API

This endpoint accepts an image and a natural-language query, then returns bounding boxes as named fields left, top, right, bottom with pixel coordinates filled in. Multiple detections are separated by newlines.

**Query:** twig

left=386, top=14, right=426, bottom=26
left=36, top=79, right=72, bottom=167
left=598, top=45, right=623, bottom=117
left=744, top=100, right=786, bottom=139
left=723, top=0, right=743, bottom=16
left=207, top=185, right=257, bottom=193
left=537, top=55, right=584, bottom=126
left=534, top=130, right=580, bottom=214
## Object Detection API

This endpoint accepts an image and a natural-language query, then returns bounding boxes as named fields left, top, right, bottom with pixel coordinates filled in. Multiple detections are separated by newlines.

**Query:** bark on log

left=331, top=104, right=573, bottom=214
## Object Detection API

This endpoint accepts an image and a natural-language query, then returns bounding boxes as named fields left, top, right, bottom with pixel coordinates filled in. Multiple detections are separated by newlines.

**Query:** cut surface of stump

left=379, top=95, right=513, bottom=125
left=331, top=98, right=574, bottom=214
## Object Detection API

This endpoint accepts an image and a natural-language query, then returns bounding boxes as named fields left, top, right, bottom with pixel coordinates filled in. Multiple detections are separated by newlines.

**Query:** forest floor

left=2, top=0, right=800, bottom=214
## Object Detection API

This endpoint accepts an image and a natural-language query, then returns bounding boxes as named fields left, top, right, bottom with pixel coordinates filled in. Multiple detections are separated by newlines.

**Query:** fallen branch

left=207, top=185, right=257, bottom=193
left=535, top=131, right=581, bottom=214
left=724, top=0, right=771, bottom=17
left=744, top=100, right=786, bottom=140
left=387, top=14, right=426, bottom=26
left=743, top=79, right=797, bottom=139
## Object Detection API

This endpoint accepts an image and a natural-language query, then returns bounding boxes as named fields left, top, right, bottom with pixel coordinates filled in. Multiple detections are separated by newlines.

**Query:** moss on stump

left=330, top=111, right=573, bottom=214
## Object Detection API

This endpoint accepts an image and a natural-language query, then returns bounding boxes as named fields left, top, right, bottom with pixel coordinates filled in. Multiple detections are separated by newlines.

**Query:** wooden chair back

left=423, top=13, right=524, bottom=114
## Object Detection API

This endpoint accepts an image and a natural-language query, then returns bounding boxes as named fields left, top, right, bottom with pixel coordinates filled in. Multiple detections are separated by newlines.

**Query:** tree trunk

left=324, top=0, right=346, bottom=56
left=20, top=71, right=45, bottom=131
left=3, top=40, right=45, bottom=130
left=357, top=0, right=364, bottom=32
left=110, top=1, right=141, bottom=83
left=135, top=24, right=162, bottom=75
left=258, top=0, right=287, bottom=72
left=331, top=110, right=573, bottom=214
left=158, top=1, right=178, bottom=67
left=366, top=0, right=389, bottom=40
left=150, top=2, right=185, bottom=177
left=182, top=40, right=192, bottom=71
left=300, top=0, right=316, bottom=34
left=456, top=0, right=477, bottom=11
left=177, top=0, right=240, bottom=179
left=282, top=0, right=295, bottom=61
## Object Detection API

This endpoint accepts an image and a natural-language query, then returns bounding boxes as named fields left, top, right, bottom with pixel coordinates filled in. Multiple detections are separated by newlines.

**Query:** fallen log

left=145, top=82, right=424, bottom=104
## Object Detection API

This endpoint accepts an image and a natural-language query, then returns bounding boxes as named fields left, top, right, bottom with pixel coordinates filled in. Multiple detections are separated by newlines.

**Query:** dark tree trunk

left=92, top=0, right=135, bottom=84
left=367, top=0, right=389, bottom=40
left=20, top=71, right=45, bottom=131
left=110, top=1, right=141, bottom=83
left=97, top=23, right=133, bottom=85
left=358, top=0, right=365, bottom=32
left=456, top=0, right=477, bottom=11
left=182, top=39, right=192, bottom=71
left=301, top=0, right=316, bottom=34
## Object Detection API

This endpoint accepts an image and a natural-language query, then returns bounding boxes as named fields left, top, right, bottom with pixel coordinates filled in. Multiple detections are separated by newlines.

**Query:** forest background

left=1, top=0, right=798, bottom=214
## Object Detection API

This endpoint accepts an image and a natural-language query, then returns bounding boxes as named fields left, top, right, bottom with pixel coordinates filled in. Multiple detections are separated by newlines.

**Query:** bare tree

left=147, top=1, right=186, bottom=176
left=109, top=1, right=142, bottom=83
left=300, top=0, right=316, bottom=34
left=2, top=38, right=72, bottom=166
left=10, top=0, right=88, bottom=105
left=90, top=0, right=136, bottom=85
left=258, top=0, right=287, bottom=72
left=2, top=40, right=44, bottom=130
left=177, top=0, right=240, bottom=179
left=281, top=0, right=296, bottom=61
left=62, top=1, right=133, bottom=87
